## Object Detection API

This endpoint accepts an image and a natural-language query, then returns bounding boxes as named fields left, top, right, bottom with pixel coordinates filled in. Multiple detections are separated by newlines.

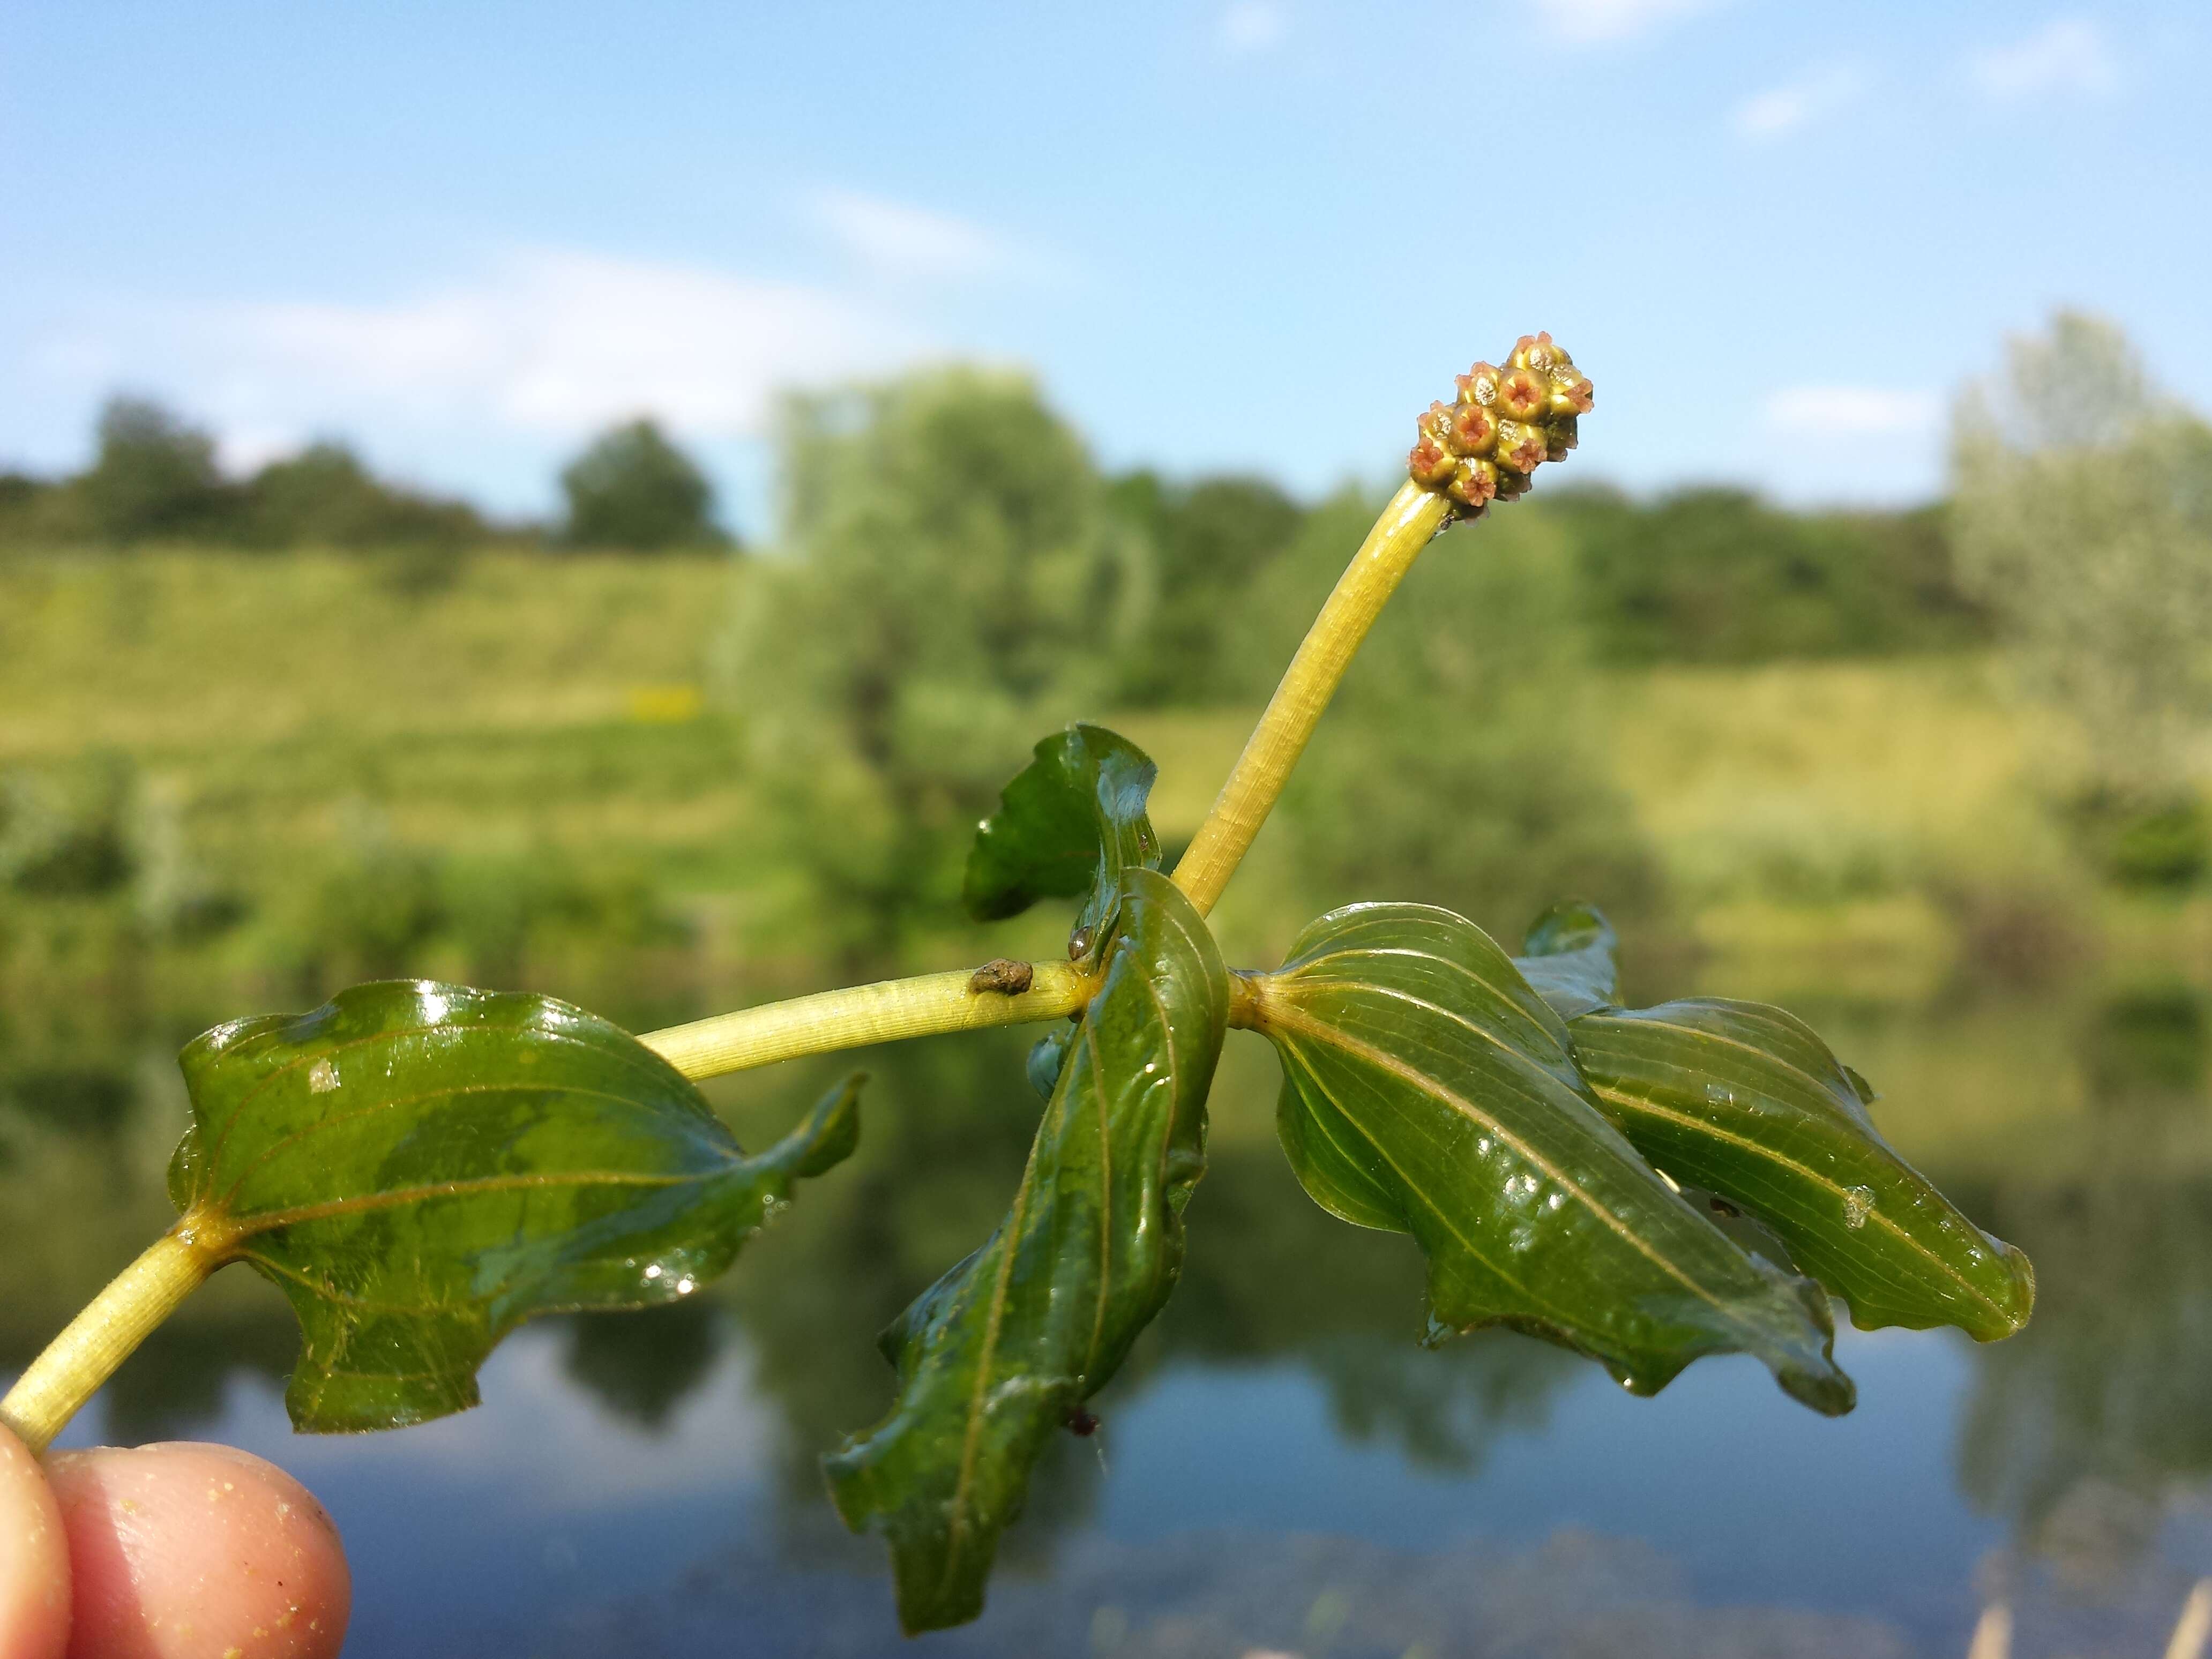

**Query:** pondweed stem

left=1170, top=479, right=1452, bottom=916
left=637, top=959, right=1093, bottom=1079
left=1, top=1232, right=213, bottom=1455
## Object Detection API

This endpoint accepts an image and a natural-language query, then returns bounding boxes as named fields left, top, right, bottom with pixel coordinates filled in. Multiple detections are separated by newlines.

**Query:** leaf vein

left=1589, top=1088, right=2006, bottom=1319
left=1266, top=1003, right=1746, bottom=1321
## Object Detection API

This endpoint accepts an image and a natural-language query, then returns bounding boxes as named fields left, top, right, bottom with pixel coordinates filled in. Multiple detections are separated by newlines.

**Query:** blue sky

left=5, top=1, right=2208, bottom=531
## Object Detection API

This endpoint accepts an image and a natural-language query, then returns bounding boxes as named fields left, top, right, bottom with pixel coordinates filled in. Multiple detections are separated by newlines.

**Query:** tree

left=720, top=366, right=1145, bottom=956
left=558, top=419, right=723, bottom=550
left=1108, top=470, right=1303, bottom=703
left=1551, top=484, right=1985, bottom=663
left=81, top=395, right=228, bottom=544
left=1951, top=314, right=2212, bottom=832
left=0, top=471, right=84, bottom=550
left=242, top=442, right=485, bottom=551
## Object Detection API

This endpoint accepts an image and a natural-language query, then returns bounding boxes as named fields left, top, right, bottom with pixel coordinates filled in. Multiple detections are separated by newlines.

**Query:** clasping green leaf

left=1516, top=908, right=2035, bottom=1341
left=167, top=980, right=860, bottom=1432
left=1513, top=900, right=1620, bottom=1020
left=1250, top=902, right=1854, bottom=1415
left=962, top=723, right=1160, bottom=955
left=826, top=868, right=1228, bottom=1633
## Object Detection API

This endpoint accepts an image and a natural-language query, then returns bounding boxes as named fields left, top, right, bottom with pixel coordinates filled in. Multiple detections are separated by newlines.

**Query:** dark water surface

left=7, top=969, right=2212, bottom=1657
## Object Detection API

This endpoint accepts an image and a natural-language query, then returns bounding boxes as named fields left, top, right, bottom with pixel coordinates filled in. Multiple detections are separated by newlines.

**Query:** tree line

left=0, top=385, right=2000, bottom=671
left=0, top=397, right=730, bottom=554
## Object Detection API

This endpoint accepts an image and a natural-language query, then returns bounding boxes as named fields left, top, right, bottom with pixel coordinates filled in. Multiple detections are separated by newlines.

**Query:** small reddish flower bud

left=1512, top=331, right=1561, bottom=374
left=1409, top=435, right=1458, bottom=487
left=1449, top=403, right=1498, bottom=455
left=1494, top=420, right=1548, bottom=474
left=1448, top=457, right=1499, bottom=510
left=1548, top=373, right=1595, bottom=416
left=1455, top=363, right=1502, bottom=407
left=1497, top=368, right=1547, bottom=422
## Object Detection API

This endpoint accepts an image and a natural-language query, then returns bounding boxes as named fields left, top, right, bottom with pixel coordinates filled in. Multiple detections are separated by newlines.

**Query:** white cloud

left=1968, top=18, right=2119, bottom=101
left=1535, top=0, right=1723, bottom=46
left=808, top=188, right=1023, bottom=282
left=1217, top=0, right=1287, bottom=54
left=1766, top=385, right=1942, bottom=438
left=222, top=246, right=921, bottom=439
left=1732, top=65, right=1864, bottom=141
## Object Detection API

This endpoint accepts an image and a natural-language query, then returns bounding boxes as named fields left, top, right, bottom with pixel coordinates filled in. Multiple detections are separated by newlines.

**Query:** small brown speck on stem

left=968, top=959, right=1035, bottom=996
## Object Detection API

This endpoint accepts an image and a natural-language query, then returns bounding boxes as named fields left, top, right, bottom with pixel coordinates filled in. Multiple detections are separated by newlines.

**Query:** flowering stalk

left=1171, top=333, right=1592, bottom=915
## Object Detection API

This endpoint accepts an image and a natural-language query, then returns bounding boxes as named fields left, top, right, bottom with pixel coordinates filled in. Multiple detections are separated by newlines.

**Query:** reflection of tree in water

left=1, top=1000, right=309, bottom=1443
left=1309, top=1332, right=1579, bottom=1475
left=1959, top=985, right=2212, bottom=1588
left=0, top=1017, right=199, bottom=1367
left=560, top=1298, right=721, bottom=1431
left=1960, top=1170, right=2212, bottom=1583
left=2084, top=983, right=2208, bottom=1105
left=1154, top=1125, right=1582, bottom=1475
left=0, top=1064, right=136, bottom=1135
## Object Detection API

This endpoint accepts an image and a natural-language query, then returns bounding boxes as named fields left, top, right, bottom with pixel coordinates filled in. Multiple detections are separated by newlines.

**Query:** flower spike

left=1409, top=333, right=1591, bottom=521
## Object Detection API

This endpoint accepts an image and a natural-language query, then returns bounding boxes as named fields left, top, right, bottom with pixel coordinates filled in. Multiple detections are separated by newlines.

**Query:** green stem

left=1170, top=479, right=1452, bottom=916
left=636, top=959, right=1092, bottom=1080
left=1, top=1232, right=213, bottom=1455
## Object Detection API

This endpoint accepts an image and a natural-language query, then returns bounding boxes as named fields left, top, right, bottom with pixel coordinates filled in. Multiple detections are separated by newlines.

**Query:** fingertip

left=47, top=1442, right=349, bottom=1659
left=0, top=1424, right=71, bottom=1659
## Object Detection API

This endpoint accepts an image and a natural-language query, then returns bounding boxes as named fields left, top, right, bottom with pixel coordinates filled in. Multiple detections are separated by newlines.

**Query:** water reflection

left=1963, top=1169, right=2212, bottom=1590
left=2086, top=983, right=2210, bottom=1103
left=562, top=1299, right=722, bottom=1433
left=7, top=969, right=2212, bottom=1652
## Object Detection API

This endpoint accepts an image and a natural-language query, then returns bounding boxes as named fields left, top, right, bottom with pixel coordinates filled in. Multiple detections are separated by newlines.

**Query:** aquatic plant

left=1, top=337, right=2031, bottom=1635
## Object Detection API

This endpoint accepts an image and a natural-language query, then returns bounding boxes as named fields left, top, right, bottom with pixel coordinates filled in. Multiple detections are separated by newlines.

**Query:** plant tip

left=1409, top=333, right=1590, bottom=519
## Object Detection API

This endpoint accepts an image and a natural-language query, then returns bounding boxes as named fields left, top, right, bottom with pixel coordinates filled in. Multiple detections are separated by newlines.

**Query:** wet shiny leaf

left=962, top=723, right=1160, bottom=951
left=167, top=980, right=860, bottom=1432
left=1518, top=913, right=2034, bottom=1339
left=1025, top=1025, right=1074, bottom=1101
left=1251, top=902, right=1854, bottom=1414
left=826, top=868, right=1228, bottom=1633
left=1512, top=899, right=1620, bottom=1020
left=1568, top=1003, right=2036, bottom=1340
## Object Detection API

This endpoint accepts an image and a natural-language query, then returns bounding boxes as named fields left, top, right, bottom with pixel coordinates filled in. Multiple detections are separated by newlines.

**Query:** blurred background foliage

left=717, top=367, right=1145, bottom=959
left=3, top=307, right=2210, bottom=1006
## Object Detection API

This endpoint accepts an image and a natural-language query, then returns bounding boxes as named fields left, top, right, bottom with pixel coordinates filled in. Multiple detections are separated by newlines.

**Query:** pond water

left=6, top=966, right=2212, bottom=1657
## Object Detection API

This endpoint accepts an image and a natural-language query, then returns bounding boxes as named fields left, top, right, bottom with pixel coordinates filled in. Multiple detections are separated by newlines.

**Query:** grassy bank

left=3, top=548, right=2203, bottom=1006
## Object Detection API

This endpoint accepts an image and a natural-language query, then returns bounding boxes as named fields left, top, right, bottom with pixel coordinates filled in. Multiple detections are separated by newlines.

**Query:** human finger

left=0, top=1423, right=71, bottom=1659
left=44, top=1441, right=349, bottom=1659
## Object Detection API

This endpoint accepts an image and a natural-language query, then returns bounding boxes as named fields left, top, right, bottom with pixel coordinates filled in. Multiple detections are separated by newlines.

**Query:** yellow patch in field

left=626, top=684, right=704, bottom=724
